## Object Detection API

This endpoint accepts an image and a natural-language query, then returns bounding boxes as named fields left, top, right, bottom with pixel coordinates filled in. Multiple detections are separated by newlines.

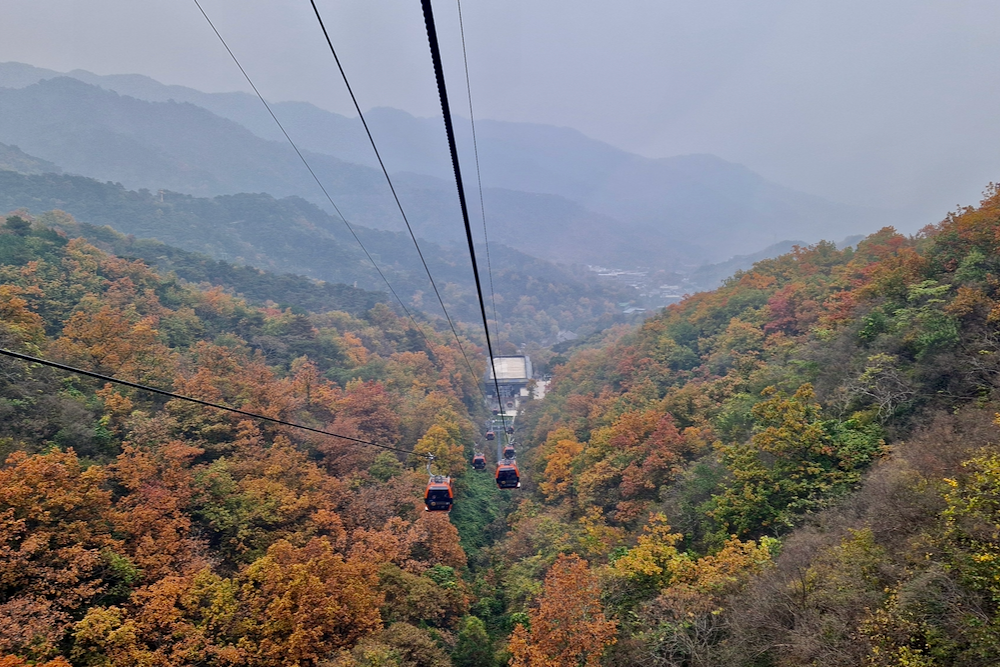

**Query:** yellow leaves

left=605, top=513, right=774, bottom=633
left=61, top=239, right=104, bottom=292
left=858, top=590, right=938, bottom=667
left=341, top=331, right=368, bottom=367
left=676, top=535, right=775, bottom=596
left=0, top=285, right=45, bottom=348
left=71, top=538, right=383, bottom=667
left=240, top=538, right=383, bottom=662
left=577, top=507, right=626, bottom=557
left=609, top=514, right=686, bottom=584
left=399, top=391, right=472, bottom=447
left=940, top=448, right=1000, bottom=599
left=539, top=437, right=582, bottom=502
left=413, top=423, right=465, bottom=478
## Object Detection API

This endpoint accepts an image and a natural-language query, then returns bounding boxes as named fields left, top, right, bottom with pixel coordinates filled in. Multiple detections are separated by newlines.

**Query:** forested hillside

left=0, top=213, right=512, bottom=666
left=503, top=187, right=1000, bottom=665
left=0, top=170, right=630, bottom=348
left=10, top=184, right=1000, bottom=666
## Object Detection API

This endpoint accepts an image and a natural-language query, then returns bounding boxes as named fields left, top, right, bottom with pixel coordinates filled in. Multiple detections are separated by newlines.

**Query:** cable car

left=485, top=431, right=495, bottom=441
left=424, top=475, right=454, bottom=511
left=506, top=426, right=514, bottom=435
left=472, top=452, right=486, bottom=470
left=496, top=459, right=520, bottom=489
left=503, top=443, right=516, bottom=459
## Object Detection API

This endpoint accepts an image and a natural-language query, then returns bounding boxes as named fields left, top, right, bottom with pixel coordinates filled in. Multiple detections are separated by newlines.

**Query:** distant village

left=587, top=264, right=692, bottom=313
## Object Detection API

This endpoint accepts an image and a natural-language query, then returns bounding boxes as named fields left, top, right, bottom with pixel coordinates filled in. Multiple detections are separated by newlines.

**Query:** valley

left=0, top=37, right=997, bottom=667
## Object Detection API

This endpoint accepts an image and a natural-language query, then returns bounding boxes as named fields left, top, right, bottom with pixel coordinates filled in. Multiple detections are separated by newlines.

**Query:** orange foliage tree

left=0, top=450, right=128, bottom=660
left=509, top=554, right=616, bottom=667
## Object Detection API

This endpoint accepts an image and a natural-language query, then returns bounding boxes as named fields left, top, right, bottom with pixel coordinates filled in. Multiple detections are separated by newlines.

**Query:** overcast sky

left=2, top=0, right=1000, bottom=224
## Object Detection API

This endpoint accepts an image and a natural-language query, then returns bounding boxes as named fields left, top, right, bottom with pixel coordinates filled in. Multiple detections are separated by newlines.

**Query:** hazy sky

left=2, top=0, right=1000, bottom=223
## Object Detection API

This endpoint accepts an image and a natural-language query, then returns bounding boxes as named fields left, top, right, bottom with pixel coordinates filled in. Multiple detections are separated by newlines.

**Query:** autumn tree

left=607, top=514, right=688, bottom=601
left=0, top=450, right=132, bottom=660
left=189, top=436, right=347, bottom=567
left=0, top=285, right=45, bottom=350
left=70, top=569, right=237, bottom=666
left=333, top=622, right=450, bottom=667
left=236, top=538, right=383, bottom=664
left=940, top=445, right=1000, bottom=605
left=412, top=423, right=466, bottom=478
left=411, top=512, right=467, bottom=570
left=539, top=434, right=582, bottom=503
left=377, top=564, right=467, bottom=629
left=633, top=534, right=775, bottom=666
left=52, top=304, right=174, bottom=385
left=110, top=438, right=207, bottom=581
left=321, top=380, right=401, bottom=475
left=509, top=554, right=616, bottom=667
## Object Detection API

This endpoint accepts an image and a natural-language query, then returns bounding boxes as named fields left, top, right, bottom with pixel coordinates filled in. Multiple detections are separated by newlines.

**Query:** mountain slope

left=0, top=77, right=696, bottom=269
left=0, top=141, right=61, bottom=175
left=0, top=213, right=492, bottom=663
left=506, top=188, right=1000, bottom=664
left=0, top=170, right=629, bottom=346
left=0, top=62, right=886, bottom=264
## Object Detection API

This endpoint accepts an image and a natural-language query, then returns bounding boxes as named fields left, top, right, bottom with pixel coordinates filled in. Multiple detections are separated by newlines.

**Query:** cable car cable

left=193, top=0, right=488, bottom=454
left=455, top=0, right=501, bottom=335
left=0, top=347, right=424, bottom=458
left=419, top=0, right=509, bottom=440
left=191, top=0, right=431, bottom=350
left=307, top=0, right=487, bottom=398
left=454, top=0, right=511, bottom=444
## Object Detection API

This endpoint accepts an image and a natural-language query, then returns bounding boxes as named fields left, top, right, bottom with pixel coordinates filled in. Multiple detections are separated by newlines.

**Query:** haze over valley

left=0, top=62, right=884, bottom=276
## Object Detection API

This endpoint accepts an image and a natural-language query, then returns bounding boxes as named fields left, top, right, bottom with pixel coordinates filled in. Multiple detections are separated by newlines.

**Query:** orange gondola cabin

left=424, top=475, right=454, bottom=511
left=485, top=430, right=495, bottom=441
left=503, top=444, right=516, bottom=459
left=495, top=459, right=520, bottom=489
left=472, top=452, right=487, bottom=470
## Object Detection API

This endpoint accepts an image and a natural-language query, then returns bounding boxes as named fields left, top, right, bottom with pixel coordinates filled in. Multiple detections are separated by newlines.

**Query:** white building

left=485, top=356, right=533, bottom=413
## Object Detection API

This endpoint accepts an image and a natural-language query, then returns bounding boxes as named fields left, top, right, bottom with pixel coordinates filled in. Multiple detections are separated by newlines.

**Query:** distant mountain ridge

left=0, top=75, right=691, bottom=269
left=0, top=61, right=885, bottom=266
left=0, top=170, right=630, bottom=345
